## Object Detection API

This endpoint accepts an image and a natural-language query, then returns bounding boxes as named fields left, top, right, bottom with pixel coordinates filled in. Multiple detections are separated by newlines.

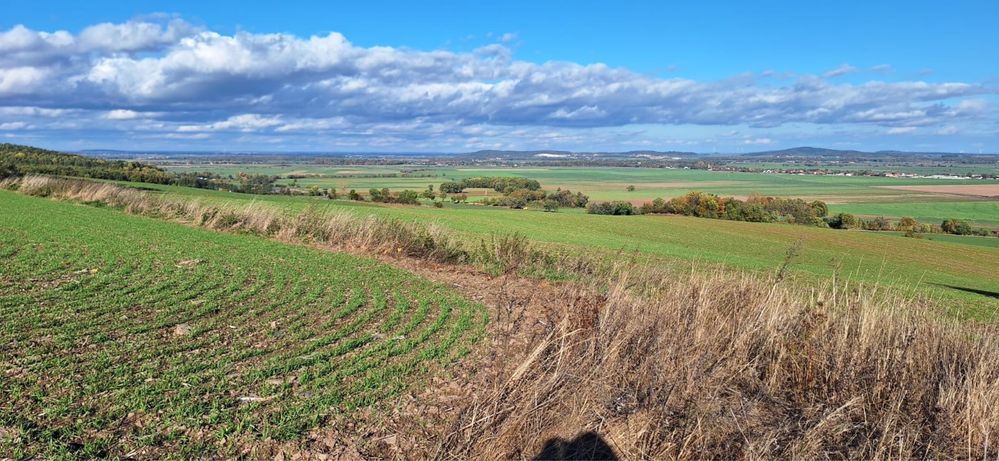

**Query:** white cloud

left=105, top=109, right=141, bottom=120
left=887, top=127, right=916, bottom=134
left=871, top=64, right=893, bottom=73
left=823, top=64, right=858, bottom=78
left=0, top=121, right=27, bottom=130
left=177, top=114, right=283, bottom=132
left=0, top=19, right=995, bottom=150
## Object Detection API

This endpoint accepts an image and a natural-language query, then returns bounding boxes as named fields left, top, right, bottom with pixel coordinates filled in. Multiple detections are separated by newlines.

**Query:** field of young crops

left=90, top=180, right=999, bottom=319
left=0, top=192, right=486, bottom=458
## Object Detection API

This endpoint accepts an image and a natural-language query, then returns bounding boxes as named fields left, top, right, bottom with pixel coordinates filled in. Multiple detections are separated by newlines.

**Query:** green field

left=103, top=181, right=999, bottom=319
left=829, top=201, right=999, bottom=227
left=0, top=192, right=486, bottom=458
left=160, top=164, right=999, bottom=226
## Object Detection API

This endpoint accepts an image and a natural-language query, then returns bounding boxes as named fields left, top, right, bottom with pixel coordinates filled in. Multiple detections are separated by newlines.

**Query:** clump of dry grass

left=4, top=176, right=479, bottom=264
left=438, top=266, right=998, bottom=460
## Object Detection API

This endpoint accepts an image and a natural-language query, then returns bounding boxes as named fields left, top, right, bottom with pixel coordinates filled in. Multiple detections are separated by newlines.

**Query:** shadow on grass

left=532, top=432, right=618, bottom=461
left=933, top=283, right=999, bottom=300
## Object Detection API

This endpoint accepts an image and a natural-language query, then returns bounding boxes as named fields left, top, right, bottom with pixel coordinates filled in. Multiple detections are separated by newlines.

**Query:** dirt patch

left=876, top=184, right=999, bottom=198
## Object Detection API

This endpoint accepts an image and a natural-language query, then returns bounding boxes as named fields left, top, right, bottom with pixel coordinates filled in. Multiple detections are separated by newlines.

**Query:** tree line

left=586, top=190, right=997, bottom=237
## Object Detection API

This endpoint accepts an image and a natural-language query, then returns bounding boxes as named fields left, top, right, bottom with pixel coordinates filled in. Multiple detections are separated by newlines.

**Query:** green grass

left=0, top=191, right=486, bottom=459
left=94, top=181, right=999, bottom=319
left=830, top=201, right=999, bottom=227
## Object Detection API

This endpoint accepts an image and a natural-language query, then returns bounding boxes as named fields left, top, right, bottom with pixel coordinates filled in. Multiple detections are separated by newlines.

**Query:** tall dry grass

left=438, top=266, right=998, bottom=460
left=2, top=176, right=475, bottom=264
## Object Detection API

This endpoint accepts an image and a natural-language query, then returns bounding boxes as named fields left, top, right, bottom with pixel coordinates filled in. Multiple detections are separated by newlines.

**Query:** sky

left=1, top=0, right=997, bottom=153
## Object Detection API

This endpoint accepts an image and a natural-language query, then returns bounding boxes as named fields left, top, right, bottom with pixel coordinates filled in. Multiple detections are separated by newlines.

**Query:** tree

left=896, top=216, right=920, bottom=232
left=421, top=184, right=436, bottom=199
left=826, top=213, right=858, bottom=229
left=543, top=199, right=560, bottom=212
left=809, top=200, right=828, bottom=218
left=440, top=181, right=464, bottom=193
left=626, top=185, right=636, bottom=192
left=941, top=219, right=972, bottom=235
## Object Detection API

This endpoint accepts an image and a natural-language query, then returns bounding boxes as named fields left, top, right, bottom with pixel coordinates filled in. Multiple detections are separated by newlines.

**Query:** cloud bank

left=0, top=17, right=995, bottom=151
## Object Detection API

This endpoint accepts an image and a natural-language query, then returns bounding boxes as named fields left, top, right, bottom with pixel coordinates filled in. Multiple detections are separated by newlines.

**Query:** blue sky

left=1, top=0, right=997, bottom=152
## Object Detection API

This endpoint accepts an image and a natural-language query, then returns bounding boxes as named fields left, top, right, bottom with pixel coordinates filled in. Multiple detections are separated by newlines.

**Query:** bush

left=587, top=201, right=635, bottom=215
left=825, top=213, right=858, bottom=229
left=861, top=216, right=893, bottom=231
left=896, top=216, right=920, bottom=232
left=941, top=218, right=973, bottom=235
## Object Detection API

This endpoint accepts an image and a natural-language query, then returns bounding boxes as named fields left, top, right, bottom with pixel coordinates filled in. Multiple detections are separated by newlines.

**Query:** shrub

left=825, top=212, right=858, bottom=229
left=896, top=216, right=920, bottom=232
left=941, top=218, right=973, bottom=235
left=587, top=201, right=635, bottom=215
left=861, top=216, right=893, bottom=231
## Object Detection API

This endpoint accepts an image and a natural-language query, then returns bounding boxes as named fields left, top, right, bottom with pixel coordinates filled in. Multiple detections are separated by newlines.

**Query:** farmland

left=0, top=191, right=486, bottom=459
left=158, top=163, right=999, bottom=227
left=71, top=179, right=999, bottom=319
left=2, top=152, right=998, bottom=458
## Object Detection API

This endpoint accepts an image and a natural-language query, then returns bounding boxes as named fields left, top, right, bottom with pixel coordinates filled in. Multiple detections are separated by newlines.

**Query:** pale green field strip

left=0, top=191, right=487, bottom=459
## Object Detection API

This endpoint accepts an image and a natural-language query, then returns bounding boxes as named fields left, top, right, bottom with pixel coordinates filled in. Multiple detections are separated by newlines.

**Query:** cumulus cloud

left=0, top=18, right=995, bottom=150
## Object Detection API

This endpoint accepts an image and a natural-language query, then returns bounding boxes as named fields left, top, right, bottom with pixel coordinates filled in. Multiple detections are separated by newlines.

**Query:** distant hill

left=0, top=143, right=173, bottom=183
left=742, top=147, right=871, bottom=158
left=461, top=149, right=700, bottom=159
left=741, top=146, right=996, bottom=159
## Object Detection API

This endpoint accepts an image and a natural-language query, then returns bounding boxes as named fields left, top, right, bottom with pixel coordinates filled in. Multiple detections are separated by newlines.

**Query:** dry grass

left=3, top=176, right=473, bottom=264
left=5, top=175, right=997, bottom=459
left=437, top=265, right=998, bottom=460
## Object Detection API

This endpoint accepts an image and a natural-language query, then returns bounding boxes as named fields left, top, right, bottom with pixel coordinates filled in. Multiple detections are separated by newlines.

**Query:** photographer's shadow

left=532, top=432, right=618, bottom=461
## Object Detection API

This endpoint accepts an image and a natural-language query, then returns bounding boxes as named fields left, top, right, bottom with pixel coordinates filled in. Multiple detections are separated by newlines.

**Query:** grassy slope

left=0, top=191, right=485, bottom=458
left=118, top=182, right=999, bottom=319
